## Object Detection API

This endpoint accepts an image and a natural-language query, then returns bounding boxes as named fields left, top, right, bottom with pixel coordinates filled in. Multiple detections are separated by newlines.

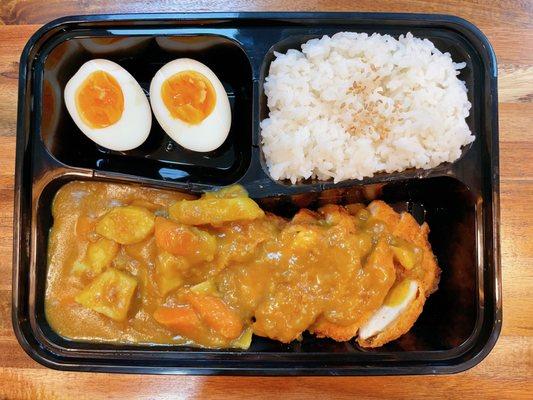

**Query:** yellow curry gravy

left=46, top=182, right=439, bottom=348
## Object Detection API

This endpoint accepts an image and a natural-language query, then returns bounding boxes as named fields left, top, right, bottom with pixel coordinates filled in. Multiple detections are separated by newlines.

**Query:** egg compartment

left=38, top=33, right=253, bottom=186
left=14, top=12, right=500, bottom=375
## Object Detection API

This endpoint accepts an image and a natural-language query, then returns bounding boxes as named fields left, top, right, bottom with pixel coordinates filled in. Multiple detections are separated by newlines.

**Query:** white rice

left=260, top=32, right=474, bottom=183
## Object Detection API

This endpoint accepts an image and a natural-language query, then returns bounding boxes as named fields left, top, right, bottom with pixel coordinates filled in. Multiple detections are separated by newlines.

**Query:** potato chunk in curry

left=169, top=197, right=264, bottom=225
left=71, top=237, right=119, bottom=277
left=155, top=251, right=187, bottom=296
left=96, top=205, right=155, bottom=244
left=75, top=268, right=137, bottom=321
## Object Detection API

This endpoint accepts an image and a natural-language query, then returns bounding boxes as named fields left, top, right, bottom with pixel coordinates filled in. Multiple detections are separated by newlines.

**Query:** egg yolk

left=161, top=70, right=216, bottom=125
left=75, top=70, right=124, bottom=129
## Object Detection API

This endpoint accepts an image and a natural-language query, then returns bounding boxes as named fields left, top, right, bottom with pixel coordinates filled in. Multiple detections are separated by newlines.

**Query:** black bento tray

left=13, top=12, right=500, bottom=375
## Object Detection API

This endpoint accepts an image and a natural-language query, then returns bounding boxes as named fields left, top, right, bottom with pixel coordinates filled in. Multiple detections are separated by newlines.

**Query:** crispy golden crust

left=291, top=209, right=321, bottom=224
left=310, top=317, right=360, bottom=342
left=368, top=200, right=400, bottom=230
left=419, top=243, right=440, bottom=295
left=367, top=201, right=440, bottom=295
left=393, top=214, right=440, bottom=295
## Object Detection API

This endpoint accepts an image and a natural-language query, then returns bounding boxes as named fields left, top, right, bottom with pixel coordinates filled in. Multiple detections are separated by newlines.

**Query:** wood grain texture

left=0, top=1, right=532, bottom=399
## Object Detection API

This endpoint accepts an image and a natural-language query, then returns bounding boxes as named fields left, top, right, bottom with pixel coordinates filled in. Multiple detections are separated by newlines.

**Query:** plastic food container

left=13, top=12, right=501, bottom=375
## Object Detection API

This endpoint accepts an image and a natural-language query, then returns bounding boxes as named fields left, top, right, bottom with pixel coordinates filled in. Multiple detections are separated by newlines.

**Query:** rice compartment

left=260, top=32, right=474, bottom=183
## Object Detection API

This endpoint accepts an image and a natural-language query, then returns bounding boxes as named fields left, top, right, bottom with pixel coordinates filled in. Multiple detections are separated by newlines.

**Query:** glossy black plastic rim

left=13, top=12, right=501, bottom=375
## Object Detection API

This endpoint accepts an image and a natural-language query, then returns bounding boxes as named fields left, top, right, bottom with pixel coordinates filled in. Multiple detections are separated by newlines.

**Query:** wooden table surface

left=0, top=1, right=532, bottom=399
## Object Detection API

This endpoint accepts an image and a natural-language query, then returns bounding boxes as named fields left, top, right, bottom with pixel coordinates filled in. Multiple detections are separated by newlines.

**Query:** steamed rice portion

left=260, top=32, right=474, bottom=183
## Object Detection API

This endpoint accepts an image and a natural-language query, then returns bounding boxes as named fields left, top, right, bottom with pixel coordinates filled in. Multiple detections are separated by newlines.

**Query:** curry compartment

left=13, top=12, right=500, bottom=375
left=15, top=173, right=499, bottom=374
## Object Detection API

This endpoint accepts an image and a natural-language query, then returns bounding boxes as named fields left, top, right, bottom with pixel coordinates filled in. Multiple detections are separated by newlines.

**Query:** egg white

left=358, top=280, right=419, bottom=340
left=149, top=58, right=231, bottom=152
left=64, top=59, right=151, bottom=151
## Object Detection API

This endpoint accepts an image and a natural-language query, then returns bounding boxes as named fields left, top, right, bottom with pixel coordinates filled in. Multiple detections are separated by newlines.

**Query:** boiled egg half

left=150, top=58, right=231, bottom=152
left=64, top=59, right=151, bottom=151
